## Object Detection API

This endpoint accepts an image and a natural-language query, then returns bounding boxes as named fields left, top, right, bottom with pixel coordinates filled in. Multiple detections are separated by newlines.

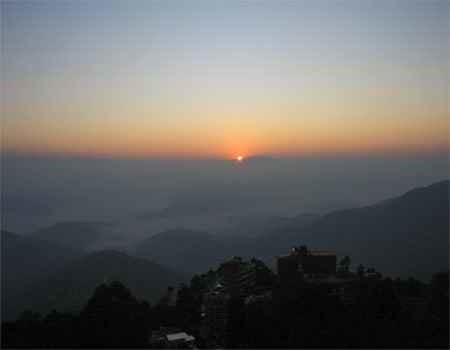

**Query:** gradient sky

left=1, top=0, right=449, bottom=159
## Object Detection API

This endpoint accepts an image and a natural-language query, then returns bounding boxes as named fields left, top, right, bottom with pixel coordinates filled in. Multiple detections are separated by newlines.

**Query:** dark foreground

left=2, top=254, right=449, bottom=349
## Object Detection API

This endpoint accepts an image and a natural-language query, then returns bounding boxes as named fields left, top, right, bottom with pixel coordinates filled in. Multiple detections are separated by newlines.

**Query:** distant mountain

left=133, top=180, right=449, bottom=280
left=280, top=213, right=321, bottom=231
left=4, top=250, right=186, bottom=320
left=133, top=215, right=321, bottom=274
left=257, top=180, right=449, bottom=279
left=32, top=221, right=108, bottom=251
left=218, top=215, right=293, bottom=238
left=1, top=230, right=82, bottom=319
left=135, top=229, right=226, bottom=274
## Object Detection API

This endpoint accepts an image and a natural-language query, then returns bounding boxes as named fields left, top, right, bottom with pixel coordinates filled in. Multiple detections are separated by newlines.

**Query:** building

left=150, top=327, right=197, bottom=349
left=244, top=291, right=273, bottom=346
left=217, top=256, right=274, bottom=296
left=201, top=257, right=275, bottom=347
left=218, top=257, right=252, bottom=296
left=245, top=290, right=272, bottom=306
left=277, top=246, right=337, bottom=283
left=165, top=332, right=196, bottom=349
left=202, top=289, right=230, bottom=348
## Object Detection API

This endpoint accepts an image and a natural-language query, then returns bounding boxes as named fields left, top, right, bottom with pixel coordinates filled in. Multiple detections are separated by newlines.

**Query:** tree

left=175, top=284, right=200, bottom=329
left=338, top=256, right=351, bottom=275
left=299, top=245, right=309, bottom=255
left=428, top=272, right=449, bottom=322
left=357, top=264, right=365, bottom=279
left=18, top=310, right=42, bottom=322
left=79, top=281, right=150, bottom=348
left=226, top=297, right=246, bottom=348
left=369, top=278, right=401, bottom=320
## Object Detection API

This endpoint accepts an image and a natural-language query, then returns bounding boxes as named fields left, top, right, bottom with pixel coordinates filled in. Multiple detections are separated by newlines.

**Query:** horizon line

left=1, top=148, right=449, bottom=162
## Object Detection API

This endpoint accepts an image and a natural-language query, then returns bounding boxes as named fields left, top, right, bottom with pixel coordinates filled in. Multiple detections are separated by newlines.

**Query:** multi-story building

left=217, top=256, right=275, bottom=296
left=202, top=289, right=230, bottom=348
left=201, top=257, right=275, bottom=346
left=277, top=246, right=337, bottom=283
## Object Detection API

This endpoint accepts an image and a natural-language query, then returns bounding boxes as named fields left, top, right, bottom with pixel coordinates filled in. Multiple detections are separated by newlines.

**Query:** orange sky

left=2, top=1, right=449, bottom=159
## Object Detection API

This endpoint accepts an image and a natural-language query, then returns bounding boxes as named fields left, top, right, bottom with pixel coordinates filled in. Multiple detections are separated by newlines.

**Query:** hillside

left=258, top=180, right=449, bottom=279
left=135, top=229, right=226, bottom=274
left=1, top=230, right=83, bottom=319
left=4, top=250, right=186, bottom=320
left=1, top=231, right=81, bottom=297
left=133, top=180, right=449, bottom=280
left=31, top=221, right=108, bottom=251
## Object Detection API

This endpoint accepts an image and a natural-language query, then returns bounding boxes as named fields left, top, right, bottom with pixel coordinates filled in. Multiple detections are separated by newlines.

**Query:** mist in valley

left=2, top=152, right=448, bottom=254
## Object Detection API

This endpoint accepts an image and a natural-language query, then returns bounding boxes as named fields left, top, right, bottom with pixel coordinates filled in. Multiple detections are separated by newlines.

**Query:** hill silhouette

left=31, top=221, right=108, bottom=251
left=134, top=180, right=449, bottom=280
left=135, top=229, right=224, bottom=274
left=4, top=249, right=186, bottom=320
left=3, top=180, right=448, bottom=320
left=256, top=180, right=449, bottom=279
left=1, top=230, right=83, bottom=320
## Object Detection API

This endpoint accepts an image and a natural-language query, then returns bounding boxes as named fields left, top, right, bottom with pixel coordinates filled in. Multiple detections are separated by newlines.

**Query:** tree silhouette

left=2, top=266, right=449, bottom=348
left=357, top=264, right=365, bottom=279
left=79, top=281, right=150, bottom=348
left=337, top=256, right=351, bottom=276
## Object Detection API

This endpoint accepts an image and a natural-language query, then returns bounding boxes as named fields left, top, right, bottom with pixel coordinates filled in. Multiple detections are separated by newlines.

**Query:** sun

left=236, top=155, right=244, bottom=162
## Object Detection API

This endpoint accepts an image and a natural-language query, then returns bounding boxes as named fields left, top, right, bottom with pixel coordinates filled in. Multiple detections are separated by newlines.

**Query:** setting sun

left=236, top=156, right=244, bottom=162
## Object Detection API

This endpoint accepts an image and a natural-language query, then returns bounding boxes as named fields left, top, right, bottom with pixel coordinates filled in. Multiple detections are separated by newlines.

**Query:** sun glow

left=236, top=155, right=244, bottom=162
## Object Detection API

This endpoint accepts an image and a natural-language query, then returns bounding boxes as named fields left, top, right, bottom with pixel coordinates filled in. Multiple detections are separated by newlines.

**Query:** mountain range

left=1, top=230, right=81, bottom=319
left=256, top=180, right=449, bottom=278
left=135, top=229, right=224, bottom=273
left=2, top=180, right=448, bottom=319
left=135, top=180, right=449, bottom=279
left=31, top=221, right=109, bottom=252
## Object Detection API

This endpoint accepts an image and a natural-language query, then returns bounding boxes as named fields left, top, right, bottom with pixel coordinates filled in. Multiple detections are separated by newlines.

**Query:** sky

left=1, top=0, right=449, bottom=159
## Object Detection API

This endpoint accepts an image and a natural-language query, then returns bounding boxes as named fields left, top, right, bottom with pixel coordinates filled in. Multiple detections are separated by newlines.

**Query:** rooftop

left=166, top=332, right=196, bottom=342
left=308, top=250, right=336, bottom=256
left=285, top=247, right=336, bottom=256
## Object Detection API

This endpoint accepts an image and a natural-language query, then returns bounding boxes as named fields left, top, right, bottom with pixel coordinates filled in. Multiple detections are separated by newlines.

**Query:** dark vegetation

left=2, top=265, right=448, bottom=348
